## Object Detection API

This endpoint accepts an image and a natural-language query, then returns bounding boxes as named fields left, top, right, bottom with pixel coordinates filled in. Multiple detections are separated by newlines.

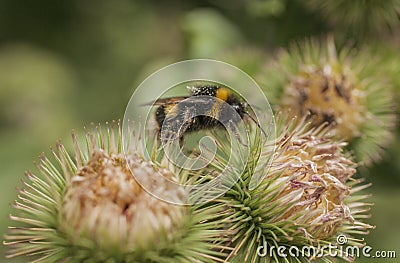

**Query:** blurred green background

left=0, top=0, right=399, bottom=262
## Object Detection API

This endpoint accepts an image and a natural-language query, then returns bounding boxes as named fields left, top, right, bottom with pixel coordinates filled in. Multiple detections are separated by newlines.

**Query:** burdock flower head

left=4, top=122, right=226, bottom=262
left=258, top=36, right=396, bottom=164
left=214, top=115, right=373, bottom=262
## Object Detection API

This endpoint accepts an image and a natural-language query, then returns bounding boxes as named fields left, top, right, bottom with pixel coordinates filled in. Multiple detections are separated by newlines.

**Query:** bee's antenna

left=244, top=111, right=268, bottom=138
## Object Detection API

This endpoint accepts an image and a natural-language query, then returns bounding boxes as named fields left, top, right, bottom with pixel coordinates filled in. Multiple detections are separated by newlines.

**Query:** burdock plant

left=210, top=115, right=373, bottom=262
left=3, top=116, right=374, bottom=262
left=3, top=76, right=376, bottom=262
left=258, top=37, right=396, bottom=165
left=4, top=123, right=227, bottom=262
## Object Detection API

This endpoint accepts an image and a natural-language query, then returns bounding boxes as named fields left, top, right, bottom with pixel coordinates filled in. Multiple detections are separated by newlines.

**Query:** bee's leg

left=179, top=136, right=186, bottom=150
left=162, top=116, right=192, bottom=150
left=160, top=116, right=185, bottom=143
left=160, top=125, right=175, bottom=145
left=227, top=120, right=248, bottom=146
left=177, top=117, right=195, bottom=149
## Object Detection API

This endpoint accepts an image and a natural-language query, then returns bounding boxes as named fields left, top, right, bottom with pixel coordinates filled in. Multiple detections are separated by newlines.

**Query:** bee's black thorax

left=188, top=85, right=218, bottom=97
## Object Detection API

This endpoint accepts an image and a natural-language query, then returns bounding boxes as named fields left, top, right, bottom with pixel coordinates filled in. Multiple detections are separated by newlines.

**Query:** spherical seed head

left=282, top=61, right=365, bottom=140
left=268, top=118, right=357, bottom=239
left=216, top=116, right=373, bottom=262
left=259, top=37, right=396, bottom=164
left=61, top=149, right=186, bottom=250
left=5, top=123, right=228, bottom=262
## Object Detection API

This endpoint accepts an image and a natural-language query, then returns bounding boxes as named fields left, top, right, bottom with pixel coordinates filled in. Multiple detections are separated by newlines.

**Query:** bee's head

left=232, top=99, right=268, bottom=138
left=230, top=100, right=247, bottom=117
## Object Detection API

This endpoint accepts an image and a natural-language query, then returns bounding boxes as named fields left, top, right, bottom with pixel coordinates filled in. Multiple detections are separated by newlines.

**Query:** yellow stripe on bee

left=206, top=88, right=229, bottom=118
left=216, top=87, right=229, bottom=102
left=164, top=104, right=179, bottom=118
left=207, top=101, right=221, bottom=119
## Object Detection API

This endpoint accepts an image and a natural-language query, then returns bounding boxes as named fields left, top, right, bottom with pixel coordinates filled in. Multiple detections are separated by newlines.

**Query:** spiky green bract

left=208, top=115, right=373, bottom=262
left=305, top=0, right=400, bottom=38
left=258, top=37, right=396, bottom=165
left=4, top=123, right=227, bottom=263
left=370, top=43, right=400, bottom=109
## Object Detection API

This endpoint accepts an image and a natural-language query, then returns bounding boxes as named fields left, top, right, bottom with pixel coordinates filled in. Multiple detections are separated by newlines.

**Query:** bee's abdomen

left=185, top=116, right=221, bottom=133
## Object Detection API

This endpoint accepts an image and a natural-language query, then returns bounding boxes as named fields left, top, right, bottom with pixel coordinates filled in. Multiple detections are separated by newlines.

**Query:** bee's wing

left=141, top=96, right=213, bottom=106
left=141, top=96, right=190, bottom=106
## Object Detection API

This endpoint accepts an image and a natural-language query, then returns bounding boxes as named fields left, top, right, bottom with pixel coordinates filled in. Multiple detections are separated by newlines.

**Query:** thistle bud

left=4, top=123, right=227, bottom=262
left=258, top=37, right=396, bottom=164
left=214, top=116, right=373, bottom=262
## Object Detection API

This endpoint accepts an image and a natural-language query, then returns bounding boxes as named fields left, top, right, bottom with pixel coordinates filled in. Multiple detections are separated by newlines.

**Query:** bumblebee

left=149, top=84, right=263, bottom=142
